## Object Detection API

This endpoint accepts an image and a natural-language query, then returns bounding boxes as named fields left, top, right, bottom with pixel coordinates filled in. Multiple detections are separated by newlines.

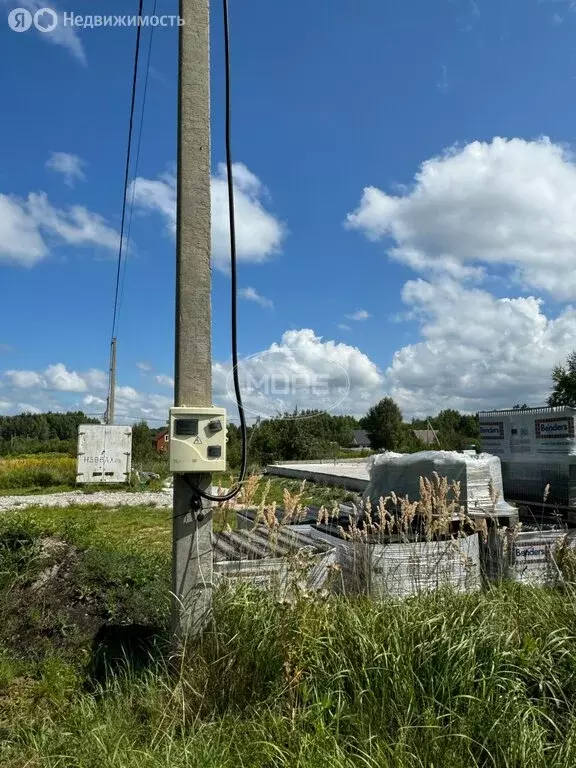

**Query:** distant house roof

left=154, top=427, right=169, bottom=444
left=413, top=429, right=438, bottom=446
left=351, top=429, right=371, bottom=448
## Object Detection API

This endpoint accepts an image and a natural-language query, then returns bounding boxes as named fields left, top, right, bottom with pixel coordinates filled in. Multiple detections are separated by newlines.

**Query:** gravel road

left=0, top=489, right=173, bottom=511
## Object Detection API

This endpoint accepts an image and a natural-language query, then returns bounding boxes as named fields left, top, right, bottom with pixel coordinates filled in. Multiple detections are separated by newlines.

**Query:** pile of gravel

left=0, top=489, right=173, bottom=512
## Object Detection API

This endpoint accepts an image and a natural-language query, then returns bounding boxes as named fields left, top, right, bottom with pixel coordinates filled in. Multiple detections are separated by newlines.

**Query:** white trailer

left=478, top=407, right=576, bottom=511
left=76, top=424, right=132, bottom=485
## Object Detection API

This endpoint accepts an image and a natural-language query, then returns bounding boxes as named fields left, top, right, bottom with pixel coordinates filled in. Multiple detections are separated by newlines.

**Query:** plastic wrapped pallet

left=483, top=526, right=569, bottom=586
left=367, top=534, right=480, bottom=598
left=363, top=450, right=516, bottom=513
left=303, top=525, right=480, bottom=598
left=479, top=407, right=576, bottom=507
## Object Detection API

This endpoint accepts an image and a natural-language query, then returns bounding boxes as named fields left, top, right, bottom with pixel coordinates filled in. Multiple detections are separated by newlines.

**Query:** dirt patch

left=2, top=539, right=102, bottom=661
left=0, top=536, right=167, bottom=667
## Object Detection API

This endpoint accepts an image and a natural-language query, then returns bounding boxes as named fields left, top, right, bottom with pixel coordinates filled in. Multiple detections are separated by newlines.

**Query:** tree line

left=0, top=404, right=480, bottom=465
left=2, top=352, right=575, bottom=465
left=224, top=403, right=480, bottom=470
left=0, top=412, right=100, bottom=456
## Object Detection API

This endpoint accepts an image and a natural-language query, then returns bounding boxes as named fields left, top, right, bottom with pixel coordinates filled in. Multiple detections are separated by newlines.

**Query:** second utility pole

left=172, top=0, right=213, bottom=639
left=106, top=337, right=117, bottom=425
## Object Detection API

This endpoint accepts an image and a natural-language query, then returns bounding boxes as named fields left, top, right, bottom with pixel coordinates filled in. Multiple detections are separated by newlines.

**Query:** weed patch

left=0, top=457, right=76, bottom=490
left=2, top=500, right=576, bottom=766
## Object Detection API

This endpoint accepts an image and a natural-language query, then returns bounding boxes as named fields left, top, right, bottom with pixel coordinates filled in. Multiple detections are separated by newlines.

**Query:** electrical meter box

left=169, top=406, right=227, bottom=473
left=77, top=424, right=132, bottom=484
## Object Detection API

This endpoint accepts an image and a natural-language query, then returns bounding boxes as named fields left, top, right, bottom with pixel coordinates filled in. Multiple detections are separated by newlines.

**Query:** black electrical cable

left=185, top=0, right=247, bottom=504
left=110, top=0, right=145, bottom=342
left=116, top=0, right=157, bottom=331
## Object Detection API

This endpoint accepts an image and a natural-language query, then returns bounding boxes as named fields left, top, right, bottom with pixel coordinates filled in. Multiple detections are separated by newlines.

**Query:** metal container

left=76, top=424, right=132, bottom=484
left=213, top=526, right=336, bottom=595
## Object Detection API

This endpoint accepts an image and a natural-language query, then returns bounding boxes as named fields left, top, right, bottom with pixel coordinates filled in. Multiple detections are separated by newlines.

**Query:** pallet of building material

left=479, top=407, right=576, bottom=508
left=363, top=450, right=516, bottom=514
left=212, top=526, right=336, bottom=595
left=304, top=524, right=480, bottom=598
left=367, top=534, right=481, bottom=598
left=481, top=526, right=570, bottom=586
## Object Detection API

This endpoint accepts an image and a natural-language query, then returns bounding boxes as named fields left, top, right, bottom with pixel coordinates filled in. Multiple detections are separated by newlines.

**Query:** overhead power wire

left=110, top=0, right=145, bottom=342
left=185, top=0, right=247, bottom=504
left=117, top=0, right=158, bottom=330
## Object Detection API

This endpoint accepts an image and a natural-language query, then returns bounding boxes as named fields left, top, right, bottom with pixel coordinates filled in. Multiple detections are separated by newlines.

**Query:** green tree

left=436, top=409, right=462, bottom=434
left=226, top=423, right=243, bottom=469
left=548, top=352, right=576, bottom=407
left=0, top=411, right=99, bottom=454
left=245, top=411, right=352, bottom=467
left=362, top=398, right=403, bottom=451
left=131, top=421, right=156, bottom=464
left=399, top=424, right=425, bottom=453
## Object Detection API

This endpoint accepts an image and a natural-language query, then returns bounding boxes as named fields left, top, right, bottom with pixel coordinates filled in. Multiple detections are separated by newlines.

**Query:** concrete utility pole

left=172, top=0, right=213, bottom=638
left=105, top=337, right=117, bottom=425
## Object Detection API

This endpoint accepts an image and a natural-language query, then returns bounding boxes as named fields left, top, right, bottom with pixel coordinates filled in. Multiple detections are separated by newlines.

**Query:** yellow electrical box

left=169, top=406, right=227, bottom=473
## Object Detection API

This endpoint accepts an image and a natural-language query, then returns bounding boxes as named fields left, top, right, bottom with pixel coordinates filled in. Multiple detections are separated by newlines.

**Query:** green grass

left=0, top=456, right=77, bottom=490
left=0, top=503, right=171, bottom=556
left=0, top=484, right=75, bottom=497
left=4, top=502, right=576, bottom=766
left=0, top=453, right=171, bottom=494
left=213, top=472, right=359, bottom=508
left=254, top=475, right=358, bottom=507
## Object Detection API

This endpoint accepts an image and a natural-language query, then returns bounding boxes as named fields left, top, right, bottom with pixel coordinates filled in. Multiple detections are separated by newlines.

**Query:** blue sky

left=2, top=0, right=576, bottom=423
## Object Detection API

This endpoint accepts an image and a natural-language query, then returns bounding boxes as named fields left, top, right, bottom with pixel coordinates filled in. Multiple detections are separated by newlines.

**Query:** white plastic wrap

left=479, top=407, right=576, bottom=460
left=363, top=450, right=515, bottom=513
left=482, top=528, right=569, bottom=586
left=479, top=408, right=576, bottom=507
left=304, top=526, right=480, bottom=598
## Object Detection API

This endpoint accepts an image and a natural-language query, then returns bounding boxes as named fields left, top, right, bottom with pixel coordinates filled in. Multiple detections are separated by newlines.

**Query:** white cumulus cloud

left=385, top=278, right=576, bottom=416
left=0, top=191, right=120, bottom=267
left=213, top=328, right=384, bottom=419
left=346, top=136, right=576, bottom=299
left=345, top=309, right=370, bottom=321
left=44, top=363, right=87, bottom=392
left=129, top=162, right=285, bottom=271
left=82, top=395, right=106, bottom=408
left=3, top=364, right=108, bottom=394
left=240, top=287, right=274, bottom=309
left=46, top=152, right=86, bottom=186
left=26, top=192, right=119, bottom=250
left=4, top=370, right=44, bottom=389
left=3, top=0, right=87, bottom=64
left=155, top=375, right=174, bottom=388
left=0, top=195, right=48, bottom=266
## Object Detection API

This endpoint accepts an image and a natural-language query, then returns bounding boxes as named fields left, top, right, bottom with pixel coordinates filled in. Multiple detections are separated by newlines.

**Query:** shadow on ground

left=85, top=623, right=167, bottom=687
